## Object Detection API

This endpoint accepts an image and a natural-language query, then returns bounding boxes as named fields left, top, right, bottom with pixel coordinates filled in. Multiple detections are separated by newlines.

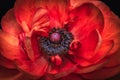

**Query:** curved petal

left=87, top=40, right=114, bottom=63
left=75, top=59, right=108, bottom=74
left=91, top=0, right=120, bottom=55
left=82, top=65, right=120, bottom=79
left=20, top=35, right=40, bottom=61
left=1, top=9, right=23, bottom=36
left=15, top=57, right=48, bottom=77
left=102, top=19, right=120, bottom=56
left=0, top=54, right=15, bottom=69
left=105, top=50, right=120, bottom=67
left=18, top=32, right=42, bottom=61
left=14, top=0, right=69, bottom=30
left=47, top=57, right=76, bottom=80
left=0, top=66, right=38, bottom=80
left=58, top=73, right=83, bottom=80
left=79, top=30, right=100, bottom=59
left=14, top=0, right=35, bottom=32
left=0, top=31, right=26, bottom=60
left=0, top=66, right=21, bottom=80
left=69, top=3, right=104, bottom=40
left=70, top=30, right=100, bottom=62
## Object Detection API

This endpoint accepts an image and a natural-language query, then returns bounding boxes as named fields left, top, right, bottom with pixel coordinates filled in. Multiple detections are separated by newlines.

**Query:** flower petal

left=81, top=65, right=120, bottom=79
left=15, top=57, right=48, bottom=77
left=14, top=0, right=35, bottom=32
left=0, top=66, right=21, bottom=80
left=75, top=59, right=108, bottom=74
left=70, top=30, right=100, bottom=61
left=92, top=0, right=120, bottom=56
left=0, top=54, right=15, bottom=69
left=1, top=9, right=23, bottom=36
left=69, top=3, right=104, bottom=40
left=58, top=73, right=83, bottom=80
left=18, top=32, right=42, bottom=61
left=14, top=0, right=68, bottom=30
left=87, top=40, right=114, bottom=63
left=0, top=31, right=25, bottom=60
left=47, top=58, right=76, bottom=79
left=79, top=30, right=100, bottom=59
left=105, top=50, right=120, bottom=67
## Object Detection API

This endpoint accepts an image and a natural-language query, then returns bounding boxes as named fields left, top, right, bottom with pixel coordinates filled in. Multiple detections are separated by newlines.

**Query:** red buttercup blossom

left=0, top=0, right=120, bottom=80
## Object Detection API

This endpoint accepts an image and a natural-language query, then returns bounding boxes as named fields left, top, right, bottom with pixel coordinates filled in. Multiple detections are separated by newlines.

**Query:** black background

left=0, top=0, right=120, bottom=80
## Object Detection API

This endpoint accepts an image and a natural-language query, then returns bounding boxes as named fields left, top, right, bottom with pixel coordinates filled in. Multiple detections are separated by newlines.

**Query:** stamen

left=39, top=28, right=73, bottom=56
left=50, top=32, right=61, bottom=43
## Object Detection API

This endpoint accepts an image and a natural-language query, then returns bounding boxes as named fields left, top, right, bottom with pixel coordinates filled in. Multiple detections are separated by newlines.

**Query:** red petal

left=23, top=35, right=40, bottom=61
left=70, top=40, right=81, bottom=51
left=0, top=31, right=25, bottom=60
left=70, top=30, right=100, bottom=62
left=92, top=0, right=120, bottom=55
left=69, top=3, right=104, bottom=40
left=102, top=19, right=120, bottom=56
left=51, top=55, right=62, bottom=66
left=79, top=30, right=100, bottom=59
left=19, top=32, right=41, bottom=61
left=14, top=0, right=68, bottom=30
left=105, top=50, right=120, bottom=67
left=58, top=73, right=83, bottom=80
left=1, top=9, right=23, bottom=36
left=14, top=0, right=35, bottom=32
left=88, top=40, right=114, bottom=63
left=75, top=59, right=108, bottom=74
left=82, top=65, right=120, bottom=79
left=0, top=66, right=20, bottom=80
left=0, top=54, right=15, bottom=69
left=47, top=58, right=76, bottom=79
left=15, top=57, right=48, bottom=77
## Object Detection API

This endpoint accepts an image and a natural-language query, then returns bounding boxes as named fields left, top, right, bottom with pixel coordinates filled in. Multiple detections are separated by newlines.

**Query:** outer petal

left=15, top=57, right=48, bottom=77
left=14, top=0, right=35, bottom=32
left=69, top=3, right=104, bottom=39
left=14, top=0, right=69, bottom=31
left=69, top=0, right=120, bottom=67
left=92, top=1, right=120, bottom=67
left=0, top=31, right=26, bottom=60
left=92, top=0, right=120, bottom=56
left=70, top=0, right=120, bottom=79
left=1, top=9, right=23, bottom=36
left=87, top=40, right=114, bottom=63
left=57, top=74, right=83, bottom=80
left=47, top=58, right=76, bottom=80
left=81, top=65, right=120, bottom=79
left=0, top=54, right=15, bottom=69
left=68, top=3, right=104, bottom=61
left=75, top=58, right=108, bottom=74
left=0, top=66, right=21, bottom=80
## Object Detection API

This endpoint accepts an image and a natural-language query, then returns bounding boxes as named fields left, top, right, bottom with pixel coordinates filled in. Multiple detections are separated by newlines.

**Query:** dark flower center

left=39, top=28, right=73, bottom=56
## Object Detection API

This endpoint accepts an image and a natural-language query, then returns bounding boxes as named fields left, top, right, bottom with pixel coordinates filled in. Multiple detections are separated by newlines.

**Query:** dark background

left=0, top=0, right=120, bottom=80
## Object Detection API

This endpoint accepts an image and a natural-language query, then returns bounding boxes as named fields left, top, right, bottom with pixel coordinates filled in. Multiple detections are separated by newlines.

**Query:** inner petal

left=69, top=3, right=104, bottom=40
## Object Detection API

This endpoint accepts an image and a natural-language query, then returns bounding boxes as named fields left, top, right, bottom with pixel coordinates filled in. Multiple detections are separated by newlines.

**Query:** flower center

left=50, top=32, right=61, bottom=43
left=40, top=28, right=73, bottom=56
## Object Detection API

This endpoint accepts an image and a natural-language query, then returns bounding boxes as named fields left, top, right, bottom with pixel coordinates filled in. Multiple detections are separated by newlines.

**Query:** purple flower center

left=40, top=28, right=73, bottom=56
left=50, top=32, right=61, bottom=43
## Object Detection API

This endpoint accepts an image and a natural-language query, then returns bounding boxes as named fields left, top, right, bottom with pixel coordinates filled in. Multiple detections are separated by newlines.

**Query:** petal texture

left=1, top=9, right=23, bottom=36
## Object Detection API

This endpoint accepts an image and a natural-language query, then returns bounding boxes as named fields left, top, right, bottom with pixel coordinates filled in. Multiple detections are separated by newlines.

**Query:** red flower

left=0, top=0, right=120, bottom=80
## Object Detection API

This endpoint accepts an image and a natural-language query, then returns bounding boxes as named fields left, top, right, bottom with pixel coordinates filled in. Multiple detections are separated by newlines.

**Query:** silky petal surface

left=0, top=31, right=25, bottom=60
left=1, top=9, right=23, bottom=36
left=14, top=0, right=68, bottom=31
